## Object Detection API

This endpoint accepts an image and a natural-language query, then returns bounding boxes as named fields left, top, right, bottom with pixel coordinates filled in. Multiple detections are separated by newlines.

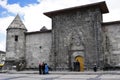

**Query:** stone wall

left=103, top=23, right=120, bottom=66
left=5, top=28, right=26, bottom=70
left=51, top=7, right=104, bottom=70
left=6, top=29, right=26, bottom=61
left=25, top=31, right=52, bottom=68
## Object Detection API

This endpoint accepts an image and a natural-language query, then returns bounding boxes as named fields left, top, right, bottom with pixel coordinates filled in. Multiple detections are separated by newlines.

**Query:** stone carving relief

left=69, top=30, right=84, bottom=50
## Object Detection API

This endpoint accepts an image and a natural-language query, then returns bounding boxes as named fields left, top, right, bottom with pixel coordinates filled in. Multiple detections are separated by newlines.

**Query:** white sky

left=0, top=0, right=120, bottom=51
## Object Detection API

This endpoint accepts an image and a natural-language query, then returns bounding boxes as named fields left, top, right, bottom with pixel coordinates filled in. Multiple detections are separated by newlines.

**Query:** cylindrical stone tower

left=5, top=14, right=27, bottom=70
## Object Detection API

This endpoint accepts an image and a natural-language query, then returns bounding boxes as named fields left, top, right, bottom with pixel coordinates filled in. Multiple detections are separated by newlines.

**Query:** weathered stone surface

left=6, top=15, right=52, bottom=70
left=50, top=7, right=104, bottom=70
left=103, top=22, right=120, bottom=66
left=25, top=32, right=52, bottom=68
left=6, top=29, right=26, bottom=61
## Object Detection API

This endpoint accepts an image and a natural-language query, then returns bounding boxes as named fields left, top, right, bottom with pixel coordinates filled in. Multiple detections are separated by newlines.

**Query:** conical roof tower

left=40, top=26, right=48, bottom=31
left=7, top=14, right=27, bottom=30
left=6, top=14, right=27, bottom=70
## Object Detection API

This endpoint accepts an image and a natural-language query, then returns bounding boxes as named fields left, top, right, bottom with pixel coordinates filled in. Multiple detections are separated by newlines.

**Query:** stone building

left=5, top=1, right=120, bottom=71
left=102, top=21, right=120, bottom=66
left=0, top=51, right=5, bottom=67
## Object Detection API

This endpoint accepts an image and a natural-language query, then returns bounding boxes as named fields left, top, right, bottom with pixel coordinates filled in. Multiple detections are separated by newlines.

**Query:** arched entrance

left=75, top=56, right=84, bottom=71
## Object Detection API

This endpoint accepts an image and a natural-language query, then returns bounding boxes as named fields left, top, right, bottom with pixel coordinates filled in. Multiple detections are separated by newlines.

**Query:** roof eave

left=102, top=20, right=120, bottom=26
left=25, top=30, right=52, bottom=35
left=44, top=1, right=109, bottom=18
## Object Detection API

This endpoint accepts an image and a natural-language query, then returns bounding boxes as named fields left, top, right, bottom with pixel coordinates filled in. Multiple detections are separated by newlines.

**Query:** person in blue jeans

left=44, top=63, right=49, bottom=74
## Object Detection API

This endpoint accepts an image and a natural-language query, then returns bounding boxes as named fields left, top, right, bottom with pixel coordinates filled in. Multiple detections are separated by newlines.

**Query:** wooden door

left=75, top=56, right=84, bottom=71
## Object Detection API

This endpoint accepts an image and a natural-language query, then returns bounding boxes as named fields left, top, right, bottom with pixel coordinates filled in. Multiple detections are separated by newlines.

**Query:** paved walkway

left=1, top=70, right=120, bottom=80
left=1, top=72, right=120, bottom=80
left=1, top=70, right=120, bottom=75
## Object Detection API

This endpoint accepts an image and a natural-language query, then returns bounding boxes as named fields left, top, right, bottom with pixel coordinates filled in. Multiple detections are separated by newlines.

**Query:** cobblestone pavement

left=0, top=73, right=120, bottom=80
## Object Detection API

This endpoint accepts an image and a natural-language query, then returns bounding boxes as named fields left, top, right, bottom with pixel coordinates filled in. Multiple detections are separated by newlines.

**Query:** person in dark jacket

left=93, top=64, right=97, bottom=72
left=39, top=63, right=42, bottom=74
left=42, top=62, right=45, bottom=74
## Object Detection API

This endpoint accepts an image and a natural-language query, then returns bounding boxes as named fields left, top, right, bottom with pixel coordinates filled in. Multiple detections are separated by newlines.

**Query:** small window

left=15, top=35, right=18, bottom=41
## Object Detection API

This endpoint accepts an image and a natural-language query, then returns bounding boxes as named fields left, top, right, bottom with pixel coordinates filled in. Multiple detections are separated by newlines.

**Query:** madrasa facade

left=5, top=1, right=120, bottom=71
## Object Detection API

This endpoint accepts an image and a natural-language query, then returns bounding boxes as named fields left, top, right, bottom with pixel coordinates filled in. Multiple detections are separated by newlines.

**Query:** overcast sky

left=0, top=0, right=120, bottom=51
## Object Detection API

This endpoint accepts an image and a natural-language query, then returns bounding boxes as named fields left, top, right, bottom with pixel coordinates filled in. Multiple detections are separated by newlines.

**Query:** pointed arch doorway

left=75, top=56, right=84, bottom=71
left=71, top=51, right=84, bottom=72
left=68, top=30, right=85, bottom=71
